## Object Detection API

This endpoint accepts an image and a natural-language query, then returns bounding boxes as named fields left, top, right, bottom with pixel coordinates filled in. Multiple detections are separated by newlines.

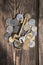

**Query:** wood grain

left=39, top=19, right=43, bottom=65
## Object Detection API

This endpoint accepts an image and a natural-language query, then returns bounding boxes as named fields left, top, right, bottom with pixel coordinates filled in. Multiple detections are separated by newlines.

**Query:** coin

left=28, top=40, right=35, bottom=48
left=31, top=31, right=37, bottom=36
left=13, top=41, right=18, bottom=47
left=13, top=25, right=20, bottom=33
left=32, top=26, right=37, bottom=32
left=28, top=19, right=35, bottom=26
left=10, top=18, right=19, bottom=26
left=16, top=14, right=23, bottom=21
left=4, top=32, right=11, bottom=41
left=6, top=18, right=12, bottom=26
left=6, top=26, right=13, bottom=33
left=31, top=26, right=37, bottom=36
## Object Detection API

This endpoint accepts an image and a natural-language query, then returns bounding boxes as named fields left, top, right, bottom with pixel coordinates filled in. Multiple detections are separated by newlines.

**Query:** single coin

left=32, top=26, right=37, bottom=32
left=16, top=14, right=23, bottom=21
left=6, top=26, right=13, bottom=33
left=28, top=19, right=35, bottom=26
left=31, top=31, right=37, bottom=36
left=4, top=32, right=11, bottom=41
left=13, top=41, right=18, bottom=47
left=28, top=40, right=35, bottom=48
left=31, top=26, right=37, bottom=36
left=6, top=18, right=12, bottom=26
left=10, top=18, right=19, bottom=26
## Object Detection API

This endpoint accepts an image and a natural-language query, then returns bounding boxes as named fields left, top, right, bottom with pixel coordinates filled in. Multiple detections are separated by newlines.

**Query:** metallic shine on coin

left=16, top=14, right=23, bottom=21
left=28, top=19, right=35, bottom=26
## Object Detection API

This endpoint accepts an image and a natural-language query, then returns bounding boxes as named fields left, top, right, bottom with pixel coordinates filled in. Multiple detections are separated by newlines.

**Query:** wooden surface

left=39, top=19, right=43, bottom=65
left=39, top=0, right=43, bottom=65
left=0, top=0, right=38, bottom=65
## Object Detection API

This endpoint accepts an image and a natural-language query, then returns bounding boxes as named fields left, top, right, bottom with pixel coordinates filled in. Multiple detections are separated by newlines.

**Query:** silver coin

left=10, top=18, right=19, bottom=26
left=4, top=32, right=11, bottom=41
left=28, top=19, right=35, bottom=26
left=32, top=26, right=37, bottom=32
left=13, top=41, right=18, bottom=47
left=31, top=31, right=37, bottom=36
left=13, top=26, right=20, bottom=33
left=28, top=40, right=35, bottom=48
left=16, top=14, right=23, bottom=21
left=6, top=18, right=12, bottom=26
left=6, top=26, right=13, bottom=33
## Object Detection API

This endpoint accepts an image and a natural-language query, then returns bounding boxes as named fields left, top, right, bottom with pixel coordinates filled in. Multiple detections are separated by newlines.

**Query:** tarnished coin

left=28, top=19, right=35, bottom=26
left=16, top=14, right=23, bottom=21
left=6, top=26, right=13, bottom=33
left=6, top=18, right=12, bottom=26
left=28, top=40, right=35, bottom=48
left=10, top=18, right=19, bottom=26
left=9, top=36, right=14, bottom=43
left=4, top=32, right=11, bottom=41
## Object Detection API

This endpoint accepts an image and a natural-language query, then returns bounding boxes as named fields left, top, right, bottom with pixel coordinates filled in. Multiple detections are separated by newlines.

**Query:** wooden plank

left=39, top=19, right=43, bottom=65
left=39, top=0, right=43, bottom=18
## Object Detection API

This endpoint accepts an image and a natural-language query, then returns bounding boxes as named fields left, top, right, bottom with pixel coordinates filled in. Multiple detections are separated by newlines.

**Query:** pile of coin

left=4, top=14, right=24, bottom=46
left=19, top=17, right=37, bottom=49
left=4, top=13, right=37, bottom=50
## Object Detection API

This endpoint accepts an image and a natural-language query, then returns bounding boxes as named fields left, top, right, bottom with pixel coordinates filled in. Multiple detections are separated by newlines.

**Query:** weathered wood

left=39, top=19, right=43, bottom=65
